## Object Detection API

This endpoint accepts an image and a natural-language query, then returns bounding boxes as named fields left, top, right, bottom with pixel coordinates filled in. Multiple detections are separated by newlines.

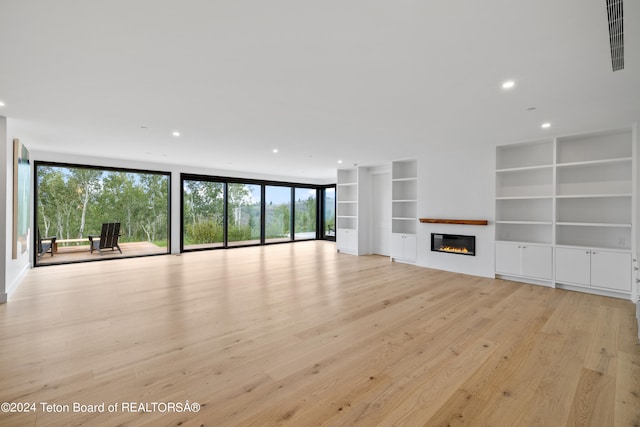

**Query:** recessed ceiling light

left=337, top=160, right=343, bottom=164
left=272, top=148, right=279, bottom=153
left=172, top=131, right=180, bottom=137
left=0, top=101, right=5, bottom=107
left=541, top=122, right=551, bottom=129
left=502, top=80, right=515, bottom=89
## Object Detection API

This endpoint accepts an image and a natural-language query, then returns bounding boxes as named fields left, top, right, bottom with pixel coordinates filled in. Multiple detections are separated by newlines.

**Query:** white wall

left=0, top=117, right=7, bottom=303
left=416, top=145, right=495, bottom=278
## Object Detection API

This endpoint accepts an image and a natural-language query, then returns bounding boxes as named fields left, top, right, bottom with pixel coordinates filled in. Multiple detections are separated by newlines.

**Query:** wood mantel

left=419, top=218, right=488, bottom=226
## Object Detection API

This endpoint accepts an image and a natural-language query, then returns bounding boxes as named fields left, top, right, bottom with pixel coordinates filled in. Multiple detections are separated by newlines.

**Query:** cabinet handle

left=592, top=251, right=597, bottom=255
left=586, top=251, right=590, bottom=254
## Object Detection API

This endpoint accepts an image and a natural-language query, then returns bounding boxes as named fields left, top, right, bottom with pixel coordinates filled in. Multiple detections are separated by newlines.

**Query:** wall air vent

left=606, top=0, right=624, bottom=71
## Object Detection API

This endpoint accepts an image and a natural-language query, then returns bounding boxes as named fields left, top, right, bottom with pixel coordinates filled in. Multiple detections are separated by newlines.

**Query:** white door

left=590, top=250, right=632, bottom=292
left=495, top=243, right=522, bottom=276
left=371, top=172, right=391, bottom=256
left=521, top=245, right=552, bottom=280
left=403, top=234, right=417, bottom=262
left=555, top=247, right=590, bottom=286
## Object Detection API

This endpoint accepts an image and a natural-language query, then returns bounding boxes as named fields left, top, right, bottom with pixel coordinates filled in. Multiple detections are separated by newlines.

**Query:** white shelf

left=556, top=193, right=632, bottom=199
left=392, top=217, right=416, bottom=221
left=496, top=196, right=553, bottom=200
left=496, top=221, right=553, bottom=225
left=392, top=199, right=418, bottom=203
left=392, top=177, right=417, bottom=182
left=556, top=157, right=632, bottom=168
left=556, top=222, right=631, bottom=228
left=496, top=164, right=553, bottom=173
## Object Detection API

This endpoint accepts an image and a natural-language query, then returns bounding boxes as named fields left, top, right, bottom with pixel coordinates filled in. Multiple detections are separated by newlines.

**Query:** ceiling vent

left=606, top=0, right=624, bottom=71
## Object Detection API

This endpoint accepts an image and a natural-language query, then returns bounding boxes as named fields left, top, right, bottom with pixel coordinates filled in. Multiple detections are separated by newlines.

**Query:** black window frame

left=181, top=173, right=334, bottom=252
left=34, top=161, right=172, bottom=266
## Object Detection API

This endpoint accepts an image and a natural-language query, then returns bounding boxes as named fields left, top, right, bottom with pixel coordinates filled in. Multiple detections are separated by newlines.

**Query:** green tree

left=68, top=169, right=102, bottom=238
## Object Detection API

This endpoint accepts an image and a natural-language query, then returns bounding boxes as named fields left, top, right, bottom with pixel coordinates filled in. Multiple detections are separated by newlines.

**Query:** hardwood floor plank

left=568, top=368, right=616, bottom=427
left=615, top=350, right=640, bottom=427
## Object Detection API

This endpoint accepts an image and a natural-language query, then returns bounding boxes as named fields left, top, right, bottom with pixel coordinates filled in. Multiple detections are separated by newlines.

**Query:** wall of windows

left=182, top=175, right=334, bottom=251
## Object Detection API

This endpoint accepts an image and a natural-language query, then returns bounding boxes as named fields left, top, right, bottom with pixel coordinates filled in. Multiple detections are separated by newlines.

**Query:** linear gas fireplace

left=431, top=233, right=476, bottom=256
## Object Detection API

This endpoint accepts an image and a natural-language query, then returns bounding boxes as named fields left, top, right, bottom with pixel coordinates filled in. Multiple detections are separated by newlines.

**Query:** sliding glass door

left=227, top=183, right=261, bottom=246
left=181, top=174, right=330, bottom=251
left=294, top=188, right=317, bottom=240
left=183, top=179, right=225, bottom=250
left=265, top=185, right=292, bottom=243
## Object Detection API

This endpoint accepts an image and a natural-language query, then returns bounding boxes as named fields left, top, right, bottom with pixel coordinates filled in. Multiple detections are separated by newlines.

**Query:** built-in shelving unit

left=337, top=168, right=359, bottom=254
left=336, top=167, right=371, bottom=255
left=495, top=126, right=636, bottom=299
left=390, top=159, right=417, bottom=263
left=555, top=130, right=633, bottom=252
left=495, top=139, right=554, bottom=246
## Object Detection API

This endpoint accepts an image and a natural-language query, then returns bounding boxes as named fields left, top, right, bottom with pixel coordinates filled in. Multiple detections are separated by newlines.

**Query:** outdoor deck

left=36, top=241, right=167, bottom=265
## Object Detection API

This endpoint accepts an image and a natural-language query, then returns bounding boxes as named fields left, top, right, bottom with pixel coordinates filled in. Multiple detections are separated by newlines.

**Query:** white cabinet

left=390, top=159, right=417, bottom=264
left=556, top=247, right=631, bottom=293
left=337, top=228, right=358, bottom=254
left=495, top=243, right=552, bottom=280
left=391, top=233, right=417, bottom=263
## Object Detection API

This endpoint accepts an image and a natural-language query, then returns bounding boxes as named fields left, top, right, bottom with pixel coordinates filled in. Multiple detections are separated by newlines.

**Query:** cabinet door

left=390, top=234, right=404, bottom=258
left=555, top=247, right=590, bottom=286
left=521, top=245, right=552, bottom=280
left=590, top=251, right=631, bottom=292
left=403, top=234, right=417, bottom=261
left=495, top=243, right=521, bottom=275
left=337, top=229, right=357, bottom=252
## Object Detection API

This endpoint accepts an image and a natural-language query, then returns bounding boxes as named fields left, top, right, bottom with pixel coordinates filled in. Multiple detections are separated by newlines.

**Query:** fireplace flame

left=439, top=246, right=470, bottom=254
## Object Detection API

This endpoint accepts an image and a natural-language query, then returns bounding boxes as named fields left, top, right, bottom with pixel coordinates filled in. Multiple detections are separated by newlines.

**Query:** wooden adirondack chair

left=88, top=222, right=122, bottom=255
left=37, top=228, right=57, bottom=258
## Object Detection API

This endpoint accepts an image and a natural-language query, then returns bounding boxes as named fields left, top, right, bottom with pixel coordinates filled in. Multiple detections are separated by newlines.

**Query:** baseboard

left=495, top=274, right=554, bottom=288
left=5, top=262, right=31, bottom=300
left=556, top=283, right=631, bottom=300
left=0, top=292, right=6, bottom=304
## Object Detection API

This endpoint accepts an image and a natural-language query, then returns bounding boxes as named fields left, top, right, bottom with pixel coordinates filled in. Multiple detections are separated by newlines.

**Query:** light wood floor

left=1, top=241, right=638, bottom=426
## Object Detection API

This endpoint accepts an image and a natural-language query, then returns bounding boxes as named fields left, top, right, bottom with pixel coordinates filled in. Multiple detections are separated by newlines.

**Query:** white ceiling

left=1, top=0, right=639, bottom=182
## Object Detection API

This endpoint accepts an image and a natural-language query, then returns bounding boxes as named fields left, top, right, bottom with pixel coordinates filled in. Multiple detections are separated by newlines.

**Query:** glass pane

left=36, top=165, right=169, bottom=265
left=323, top=187, right=336, bottom=238
left=227, top=183, right=261, bottom=246
left=294, top=188, right=316, bottom=240
left=183, top=180, right=225, bottom=249
left=265, top=185, right=291, bottom=243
